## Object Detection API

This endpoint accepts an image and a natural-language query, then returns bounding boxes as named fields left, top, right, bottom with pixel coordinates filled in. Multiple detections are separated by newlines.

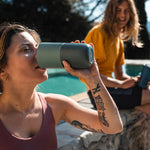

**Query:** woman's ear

left=0, top=70, right=9, bottom=81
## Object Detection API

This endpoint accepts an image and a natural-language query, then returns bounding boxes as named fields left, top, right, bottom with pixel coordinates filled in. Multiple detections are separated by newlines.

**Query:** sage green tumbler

left=36, top=42, right=94, bottom=69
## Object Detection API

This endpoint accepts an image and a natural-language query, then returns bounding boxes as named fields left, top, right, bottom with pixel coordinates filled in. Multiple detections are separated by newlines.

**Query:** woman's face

left=116, top=1, right=130, bottom=30
left=4, top=31, right=48, bottom=85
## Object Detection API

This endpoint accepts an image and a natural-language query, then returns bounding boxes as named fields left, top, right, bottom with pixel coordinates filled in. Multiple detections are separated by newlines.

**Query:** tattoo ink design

left=92, top=83, right=109, bottom=127
left=92, top=83, right=101, bottom=94
left=71, top=120, right=104, bottom=133
left=95, top=95, right=105, bottom=111
left=98, top=112, right=109, bottom=127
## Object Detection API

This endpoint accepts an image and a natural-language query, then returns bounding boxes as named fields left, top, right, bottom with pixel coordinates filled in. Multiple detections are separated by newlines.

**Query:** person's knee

left=135, top=104, right=150, bottom=116
left=141, top=89, right=150, bottom=105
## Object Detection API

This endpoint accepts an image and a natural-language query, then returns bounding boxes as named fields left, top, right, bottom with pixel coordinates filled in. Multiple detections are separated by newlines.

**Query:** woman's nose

left=120, top=10, right=125, bottom=18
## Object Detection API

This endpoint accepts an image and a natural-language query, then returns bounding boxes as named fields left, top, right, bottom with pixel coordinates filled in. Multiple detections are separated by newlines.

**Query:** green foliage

left=0, top=0, right=93, bottom=42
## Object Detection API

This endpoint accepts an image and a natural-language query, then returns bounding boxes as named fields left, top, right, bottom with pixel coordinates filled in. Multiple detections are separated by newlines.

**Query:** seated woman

left=84, top=0, right=150, bottom=116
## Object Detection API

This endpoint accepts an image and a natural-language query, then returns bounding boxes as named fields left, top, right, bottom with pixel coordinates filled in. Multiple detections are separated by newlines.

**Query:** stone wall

left=56, top=109, right=150, bottom=150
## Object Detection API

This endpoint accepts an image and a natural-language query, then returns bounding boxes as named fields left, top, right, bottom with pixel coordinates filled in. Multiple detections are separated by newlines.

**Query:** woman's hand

left=63, top=40, right=100, bottom=84
left=63, top=59, right=100, bottom=84
left=147, top=81, right=150, bottom=89
left=119, top=77, right=138, bottom=89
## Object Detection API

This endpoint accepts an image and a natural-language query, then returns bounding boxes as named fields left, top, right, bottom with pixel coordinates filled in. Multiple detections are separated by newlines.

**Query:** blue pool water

left=37, top=64, right=143, bottom=96
left=37, top=69, right=86, bottom=96
left=124, top=64, right=143, bottom=76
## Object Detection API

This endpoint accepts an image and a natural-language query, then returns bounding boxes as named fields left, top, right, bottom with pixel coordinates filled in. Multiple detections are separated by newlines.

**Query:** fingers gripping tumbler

left=36, top=42, right=94, bottom=69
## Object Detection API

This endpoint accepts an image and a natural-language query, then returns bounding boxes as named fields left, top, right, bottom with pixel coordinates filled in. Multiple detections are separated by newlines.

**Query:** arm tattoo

left=92, top=83, right=101, bottom=94
left=71, top=120, right=104, bottom=133
left=92, top=83, right=109, bottom=127
left=94, top=95, right=105, bottom=111
left=98, top=112, right=109, bottom=127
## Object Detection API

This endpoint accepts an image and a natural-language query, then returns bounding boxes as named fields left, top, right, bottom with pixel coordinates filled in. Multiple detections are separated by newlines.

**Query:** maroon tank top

left=0, top=93, right=57, bottom=150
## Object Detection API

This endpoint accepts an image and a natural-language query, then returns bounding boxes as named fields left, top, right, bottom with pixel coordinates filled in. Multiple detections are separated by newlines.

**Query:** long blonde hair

left=101, top=0, right=142, bottom=47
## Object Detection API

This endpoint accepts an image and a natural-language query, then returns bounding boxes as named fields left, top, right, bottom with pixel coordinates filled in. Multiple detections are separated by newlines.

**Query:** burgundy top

left=0, top=93, right=57, bottom=150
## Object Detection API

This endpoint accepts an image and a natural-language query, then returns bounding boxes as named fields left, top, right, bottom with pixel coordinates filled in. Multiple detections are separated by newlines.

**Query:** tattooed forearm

left=71, top=120, right=104, bottom=133
left=92, top=83, right=109, bottom=127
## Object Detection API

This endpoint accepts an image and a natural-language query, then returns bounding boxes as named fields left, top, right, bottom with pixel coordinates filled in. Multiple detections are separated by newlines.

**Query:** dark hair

left=0, top=22, right=41, bottom=92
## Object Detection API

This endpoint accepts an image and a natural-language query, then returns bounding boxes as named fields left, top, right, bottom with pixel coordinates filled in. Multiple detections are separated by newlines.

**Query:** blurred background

left=0, top=0, right=149, bottom=59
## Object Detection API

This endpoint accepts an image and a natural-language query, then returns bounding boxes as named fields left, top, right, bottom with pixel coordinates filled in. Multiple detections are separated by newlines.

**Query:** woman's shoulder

left=91, top=23, right=101, bottom=31
left=38, top=92, right=78, bottom=120
left=37, top=92, right=75, bottom=124
left=89, top=23, right=106, bottom=37
left=38, top=92, right=72, bottom=104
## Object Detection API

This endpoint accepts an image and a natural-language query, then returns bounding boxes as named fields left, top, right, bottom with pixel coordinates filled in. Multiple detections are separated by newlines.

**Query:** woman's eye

left=125, top=9, right=130, bottom=14
left=116, top=9, right=121, bottom=13
left=24, top=48, right=33, bottom=53
left=20, top=44, right=35, bottom=55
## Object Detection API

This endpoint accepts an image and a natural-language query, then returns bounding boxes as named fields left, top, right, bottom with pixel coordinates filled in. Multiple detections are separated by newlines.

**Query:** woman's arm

left=115, top=65, right=131, bottom=80
left=100, top=65, right=138, bottom=89
left=62, top=60, right=123, bottom=134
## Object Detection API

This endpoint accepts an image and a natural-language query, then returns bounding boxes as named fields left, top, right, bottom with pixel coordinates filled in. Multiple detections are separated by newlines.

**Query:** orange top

left=85, top=24, right=125, bottom=77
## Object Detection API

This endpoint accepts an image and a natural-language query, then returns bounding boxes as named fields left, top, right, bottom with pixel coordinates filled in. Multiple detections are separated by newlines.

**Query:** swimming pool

left=37, top=64, right=143, bottom=96
left=37, top=69, right=86, bottom=96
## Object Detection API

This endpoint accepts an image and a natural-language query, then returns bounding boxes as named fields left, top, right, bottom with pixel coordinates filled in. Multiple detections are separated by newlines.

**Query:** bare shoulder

left=38, top=92, right=75, bottom=107
left=38, top=92, right=79, bottom=123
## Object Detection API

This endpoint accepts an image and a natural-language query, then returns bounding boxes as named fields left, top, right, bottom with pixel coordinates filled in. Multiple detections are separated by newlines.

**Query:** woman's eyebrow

left=19, top=43, right=31, bottom=48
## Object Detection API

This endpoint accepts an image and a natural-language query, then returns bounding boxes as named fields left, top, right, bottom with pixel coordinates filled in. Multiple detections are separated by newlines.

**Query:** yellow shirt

left=85, top=24, right=125, bottom=78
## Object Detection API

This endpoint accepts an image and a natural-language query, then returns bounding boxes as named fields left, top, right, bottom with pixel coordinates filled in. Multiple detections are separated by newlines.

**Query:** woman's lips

left=35, top=65, right=40, bottom=69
